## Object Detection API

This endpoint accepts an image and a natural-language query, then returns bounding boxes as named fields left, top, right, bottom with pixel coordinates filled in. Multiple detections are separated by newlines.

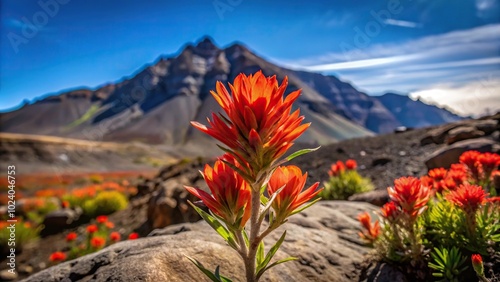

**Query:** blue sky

left=1, top=0, right=499, bottom=115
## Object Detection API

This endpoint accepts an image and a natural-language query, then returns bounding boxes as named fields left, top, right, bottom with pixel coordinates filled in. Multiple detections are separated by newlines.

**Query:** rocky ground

left=1, top=114, right=499, bottom=281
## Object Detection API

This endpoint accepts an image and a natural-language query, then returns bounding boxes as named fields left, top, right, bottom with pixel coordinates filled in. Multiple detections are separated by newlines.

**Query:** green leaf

left=188, top=201, right=238, bottom=249
left=285, top=146, right=320, bottom=162
left=261, top=194, right=269, bottom=206
left=256, top=241, right=265, bottom=267
left=256, top=231, right=287, bottom=276
left=257, top=257, right=298, bottom=279
left=186, top=256, right=233, bottom=282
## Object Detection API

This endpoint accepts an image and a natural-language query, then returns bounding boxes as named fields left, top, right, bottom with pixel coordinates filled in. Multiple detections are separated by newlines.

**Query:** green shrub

left=0, top=221, right=41, bottom=252
left=82, top=191, right=128, bottom=217
left=320, top=160, right=373, bottom=200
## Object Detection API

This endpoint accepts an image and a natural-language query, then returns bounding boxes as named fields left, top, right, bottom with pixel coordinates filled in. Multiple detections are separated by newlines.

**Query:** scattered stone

left=0, top=269, right=18, bottom=281
left=419, top=123, right=463, bottom=145
left=41, top=208, right=82, bottom=235
left=18, top=265, right=33, bottom=275
left=360, top=151, right=367, bottom=157
left=146, top=177, right=202, bottom=229
left=445, top=126, right=484, bottom=145
left=361, top=262, right=407, bottom=282
left=348, top=190, right=389, bottom=206
left=372, top=157, right=392, bottom=167
left=398, top=151, right=407, bottom=156
left=425, top=138, right=500, bottom=169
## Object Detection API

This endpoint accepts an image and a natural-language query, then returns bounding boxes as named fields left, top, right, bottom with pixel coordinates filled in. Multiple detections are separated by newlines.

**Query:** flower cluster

left=186, top=71, right=322, bottom=282
left=321, top=159, right=373, bottom=200
left=357, top=151, right=500, bottom=281
left=49, top=215, right=140, bottom=264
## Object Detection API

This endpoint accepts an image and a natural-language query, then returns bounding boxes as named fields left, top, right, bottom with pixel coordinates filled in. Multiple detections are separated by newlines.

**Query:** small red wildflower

left=128, top=232, right=139, bottom=240
left=110, top=232, right=121, bottom=242
left=62, top=200, right=70, bottom=209
left=185, top=159, right=252, bottom=229
left=477, top=152, right=500, bottom=176
left=380, top=202, right=400, bottom=222
left=345, top=159, right=357, bottom=170
left=328, top=161, right=346, bottom=177
left=86, top=224, right=98, bottom=233
left=428, top=168, right=447, bottom=181
left=357, top=212, right=380, bottom=243
left=388, top=177, right=431, bottom=218
left=460, top=151, right=481, bottom=179
left=446, top=184, right=488, bottom=213
left=267, top=165, right=322, bottom=223
left=49, top=251, right=66, bottom=262
left=471, top=254, right=484, bottom=276
left=66, top=232, right=78, bottom=242
left=96, top=215, right=108, bottom=224
left=90, top=236, right=106, bottom=248
left=105, top=221, right=115, bottom=229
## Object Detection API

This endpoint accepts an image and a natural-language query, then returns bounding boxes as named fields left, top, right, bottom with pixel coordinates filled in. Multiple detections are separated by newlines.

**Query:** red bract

left=66, top=232, right=77, bottom=242
left=357, top=212, right=380, bottom=242
left=191, top=71, right=309, bottom=179
left=110, top=232, right=121, bottom=242
left=460, top=151, right=481, bottom=179
left=328, top=161, right=346, bottom=177
left=268, top=165, right=322, bottom=222
left=446, top=184, right=487, bottom=213
left=387, top=177, right=431, bottom=218
left=185, top=159, right=252, bottom=229
left=128, top=232, right=139, bottom=240
left=428, top=168, right=447, bottom=181
left=471, top=254, right=484, bottom=276
left=49, top=251, right=66, bottom=262
left=477, top=152, right=500, bottom=176
left=86, top=225, right=98, bottom=233
left=96, top=215, right=108, bottom=224
left=105, top=221, right=115, bottom=229
left=91, top=236, right=106, bottom=248
left=380, top=202, right=400, bottom=222
left=345, top=159, right=357, bottom=170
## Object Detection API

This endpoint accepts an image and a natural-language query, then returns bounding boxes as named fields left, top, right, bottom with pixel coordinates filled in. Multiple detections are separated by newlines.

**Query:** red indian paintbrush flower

left=66, top=232, right=78, bottom=242
left=387, top=177, right=431, bottom=218
left=328, top=161, right=346, bottom=177
left=345, top=159, right=357, bottom=170
left=380, top=202, right=400, bottom=222
left=128, top=232, right=139, bottom=240
left=49, top=251, right=66, bottom=262
left=191, top=71, right=309, bottom=180
left=471, top=254, right=484, bottom=276
left=267, top=165, right=322, bottom=223
left=357, top=212, right=380, bottom=243
left=460, top=150, right=482, bottom=179
left=446, top=183, right=488, bottom=213
left=96, top=215, right=108, bottom=224
left=110, top=232, right=121, bottom=242
left=428, top=168, right=447, bottom=181
left=185, top=158, right=252, bottom=229
left=86, top=224, right=98, bottom=233
left=477, top=152, right=500, bottom=176
left=91, top=236, right=106, bottom=248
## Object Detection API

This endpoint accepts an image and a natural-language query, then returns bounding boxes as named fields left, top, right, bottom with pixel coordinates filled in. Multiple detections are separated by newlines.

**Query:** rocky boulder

left=445, top=126, right=484, bottom=145
left=23, top=201, right=404, bottom=282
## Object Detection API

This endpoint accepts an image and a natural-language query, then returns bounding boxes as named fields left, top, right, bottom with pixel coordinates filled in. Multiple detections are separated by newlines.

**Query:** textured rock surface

left=23, top=201, right=402, bottom=282
left=348, top=190, right=390, bottom=207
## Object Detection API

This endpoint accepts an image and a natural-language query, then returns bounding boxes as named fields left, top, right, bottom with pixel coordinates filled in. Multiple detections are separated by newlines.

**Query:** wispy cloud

left=383, top=19, right=422, bottom=28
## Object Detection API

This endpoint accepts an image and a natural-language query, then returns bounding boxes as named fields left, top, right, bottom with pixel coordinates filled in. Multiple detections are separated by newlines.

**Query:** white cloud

left=383, top=19, right=422, bottom=28
left=410, top=79, right=500, bottom=117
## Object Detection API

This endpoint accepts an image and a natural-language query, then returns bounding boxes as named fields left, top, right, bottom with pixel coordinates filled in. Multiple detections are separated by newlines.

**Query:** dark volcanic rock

left=425, top=138, right=500, bottom=169
left=445, top=126, right=484, bottom=144
left=348, top=190, right=390, bottom=207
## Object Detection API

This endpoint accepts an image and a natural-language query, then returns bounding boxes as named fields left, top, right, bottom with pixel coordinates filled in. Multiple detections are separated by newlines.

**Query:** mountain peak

left=191, top=36, right=220, bottom=58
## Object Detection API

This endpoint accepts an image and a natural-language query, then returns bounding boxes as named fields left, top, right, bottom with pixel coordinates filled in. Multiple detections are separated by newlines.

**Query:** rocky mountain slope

left=1, top=37, right=461, bottom=147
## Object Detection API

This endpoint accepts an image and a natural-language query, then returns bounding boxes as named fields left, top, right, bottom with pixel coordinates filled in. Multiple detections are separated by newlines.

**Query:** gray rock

left=425, top=138, right=500, bottom=169
left=419, top=123, right=463, bottom=145
left=361, top=262, right=407, bottom=282
left=473, top=119, right=499, bottom=135
left=348, top=190, right=389, bottom=207
left=42, top=208, right=81, bottom=233
left=23, top=201, right=382, bottom=282
left=445, top=126, right=484, bottom=144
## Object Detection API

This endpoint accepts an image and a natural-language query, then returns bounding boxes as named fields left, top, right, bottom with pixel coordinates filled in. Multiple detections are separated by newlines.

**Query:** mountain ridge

left=0, top=37, right=461, bottom=145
